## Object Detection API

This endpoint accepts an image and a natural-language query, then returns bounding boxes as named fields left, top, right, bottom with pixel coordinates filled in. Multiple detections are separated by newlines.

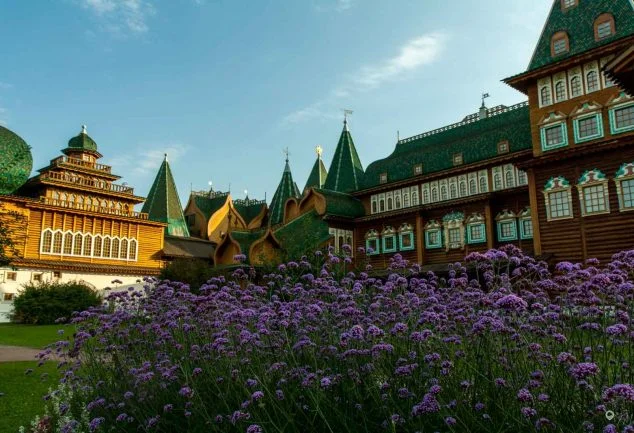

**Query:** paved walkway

left=0, top=345, right=60, bottom=362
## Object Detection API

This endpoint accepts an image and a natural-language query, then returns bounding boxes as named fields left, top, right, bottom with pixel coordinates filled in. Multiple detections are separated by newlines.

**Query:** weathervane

left=283, top=147, right=290, bottom=162
left=315, top=145, right=323, bottom=158
left=481, top=92, right=490, bottom=108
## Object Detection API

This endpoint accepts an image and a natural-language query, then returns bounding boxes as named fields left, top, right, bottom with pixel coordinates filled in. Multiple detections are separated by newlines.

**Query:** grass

left=0, top=361, right=61, bottom=433
left=0, top=323, right=74, bottom=349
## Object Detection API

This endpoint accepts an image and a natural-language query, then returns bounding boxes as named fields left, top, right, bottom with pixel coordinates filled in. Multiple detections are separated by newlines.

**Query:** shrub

left=10, top=281, right=102, bottom=324
left=29, top=247, right=634, bottom=432
left=159, top=258, right=215, bottom=292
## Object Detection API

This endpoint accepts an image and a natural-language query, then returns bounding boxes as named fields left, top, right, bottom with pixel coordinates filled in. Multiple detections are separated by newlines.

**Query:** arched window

left=112, top=238, right=120, bottom=258
left=570, top=76, right=582, bottom=97
left=100, top=200, right=107, bottom=209
left=379, top=197, right=385, bottom=212
left=69, top=194, right=75, bottom=204
left=103, top=237, right=111, bottom=258
left=83, top=234, right=92, bottom=256
left=411, top=190, right=419, bottom=206
left=387, top=197, right=393, bottom=211
left=594, top=14, right=615, bottom=41
left=479, top=177, right=488, bottom=193
left=494, top=174, right=502, bottom=190
left=63, top=232, right=73, bottom=255
left=555, top=81, right=566, bottom=102
left=431, top=187, right=439, bottom=202
left=449, top=184, right=457, bottom=199
left=52, top=232, right=63, bottom=254
left=94, top=236, right=103, bottom=257
left=60, top=193, right=68, bottom=202
left=505, top=170, right=515, bottom=188
left=41, top=230, right=53, bottom=254
left=129, top=240, right=137, bottom=261
left=372, top=201, right=377, bottom=213
left=440, top=185, right=448, bottom=201
left=403, top=191, right=410, bottom=207
left=459, top=181, right=467, bottom=197
left=52, top=191, right=60, bottom=200
left=540, top=86, right=552, bottom=106
left=73, top=233, right=83, bottom=255
left=395, top=195, right=401, bottom=208
left=469, top=179, right=477, bottom=195
left=423, top=189, right=430, bottom=203
left=586, top=71, right=599, bottom=93
left=77, top=196, right=84, bottom=207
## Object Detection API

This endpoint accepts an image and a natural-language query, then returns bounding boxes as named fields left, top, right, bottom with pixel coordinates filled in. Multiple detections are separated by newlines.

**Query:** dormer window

left=414, top=164, right=423, bottom=175
left=453, top=153, right=463, bottom=166
left=497, top=140, right=509, bottom=154
left=551, top=32, right=569, bottom=57
left=379, top=173, right=387, bottom=184
left=561, top=0, right=577, bottom=10
left=594, top=14, right=615, bottom=41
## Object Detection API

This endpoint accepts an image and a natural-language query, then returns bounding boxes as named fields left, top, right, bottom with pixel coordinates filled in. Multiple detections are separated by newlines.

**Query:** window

left=459, top=181, right=467, bottom=197
left=120, top=239, right=129, bottom=259
left=540, top=123, right=568, bottom=150
left=555, top=81, right=566, bottom=102
left=505, top=170, right=515, bottom=188
left=382, top=227, right=397, bottom=253
left=443, top=212, right=465, bottom=250
left=53, top=271, right=62, bottom=279
left=6, top=272, right=17, bottom=281
left=450, top=184, right=457, bottom=199
left=574, top=114, right=603, bottom=143
left=610, top=103, right=634, bottom=134
left=52, top=232, right=62, bottom=254
left=73, top=233, right=83, bottom=256
left=448, top=228, right=461, bottom=244
left=32, top=273, right=43, bottom=282
left=496, top=210, right=518, bottom=242
left=544, top=176, right=573, bottom=221
left=365, top=230, right=380, bottom=255
left=3, top=293, right=14, bottom=302
left=494, top=174, right=502, bottom=191
left=479, top=176, right=488, bottom=193
left=422, top=188, right=430, bottom=204
left=594, top=14, right=615, bottom=40
left=519, top=208, right=533, bottom=239
left=112, top=239, right=120, bottom=258
left=380, top=173, right=388, bottom=184
left=63, top=232, right=73, bottom=255
left=424, top=221, right=442, bottom=249
left=453, top=153, right=463, bottom=166
left=518, top=170, right=528, bottom=185
left=41, top=230, right=53, bottom=254
left=553, top=38, right=567, bottom=56
left=371, top=198, right=377, bottom=214
left=379, top=194, right=386, bottom=212
left=398, top=223, right=415, bottom=251
left=561, top=0, right=577, bottom=9
left=414, top=164, right=423, bottom=175
left=469, top=179, right=477, bottom=195
left=497, top=141, right=509, bottom=154
left=578, top=169, right=609, bottom=216
left=94, top=236, right=103, bottom=257
left=615, top=163, right=634, bottom=211
left=466, top=214, right=486, bottom=244
left=387, top=197, right=393, bottom=211
left=103, top=237, right=111, bottom=258
left=586, top=71, right=599, bottom=93
left=431, top=188, right=439, bottom=202
left=411, top=187, right=419, bottom=206
left=440, top=185, right=448, bottom=201
left=129, top=240, right=137, bottom=260
left=570, top=76, right=582, bottom=98
left=395, top=194, right=402, bottom=209
left=540, top=84, right=552, bottom=107
left=403, top=191, right=410, bottom=207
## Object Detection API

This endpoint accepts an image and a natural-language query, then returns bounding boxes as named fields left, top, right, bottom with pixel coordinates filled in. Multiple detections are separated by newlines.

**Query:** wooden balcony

left=40, top=197, right=149, bottom=219
left=40, top=171, right=135, bottom=194
left=51, top=155, right=113, bottom=174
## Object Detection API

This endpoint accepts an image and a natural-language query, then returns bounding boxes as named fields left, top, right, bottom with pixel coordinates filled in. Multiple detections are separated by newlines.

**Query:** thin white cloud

left=77, top=0, right=155, bottom=36
left=336, top=0, right=354, bottom=12
left=106, top=143, right=189, bottom=177
left=281, top=32, right=447, bottom=126
left=0, top=82, right=13, bottom=90
left=313, top=0, right=355, bottom=13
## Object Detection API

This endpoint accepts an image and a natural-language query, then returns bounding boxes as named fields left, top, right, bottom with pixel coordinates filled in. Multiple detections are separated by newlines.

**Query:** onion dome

left=0, top=125, right=33, bottom=195
left=63, top=125, right=102, bottom=157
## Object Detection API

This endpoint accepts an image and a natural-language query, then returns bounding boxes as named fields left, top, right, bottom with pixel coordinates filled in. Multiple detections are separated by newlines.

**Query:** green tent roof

left=362, top=103, right=531, bottom=190
left=191, top=193, right=229, bottom=221
left=314, top=188, right=365, bottom=219
left=269, top=159, right=301, bottom=226
left=233, top=198, right=267, bottom=226
left=528, top=0, right=634, bottom=71
left=304, top=155, right=328, bottom=192
left=0, top=125, right=32, bottom=195
left=141, top=155, right=190, bottom=237
left=323, top=120, right=364, bottom=193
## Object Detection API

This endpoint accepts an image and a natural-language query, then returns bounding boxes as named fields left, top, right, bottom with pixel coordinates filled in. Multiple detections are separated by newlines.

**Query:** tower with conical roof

left=142, top=154, right=190, bottom=237
left=303, top=145, right=328, bottom=193
left=269, top=154, right=301, bottom=226
left=323, top=114, right=364, bottom=193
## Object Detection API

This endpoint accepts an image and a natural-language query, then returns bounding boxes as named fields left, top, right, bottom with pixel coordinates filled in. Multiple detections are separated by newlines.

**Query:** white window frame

left=577, top=169, right=610, bottom=217
left=442, top=212, right=465, bottom=251
left=544, top=177, right=574, bottom=221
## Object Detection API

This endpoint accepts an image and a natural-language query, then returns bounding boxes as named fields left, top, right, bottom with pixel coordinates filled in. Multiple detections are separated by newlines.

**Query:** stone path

left=0, top=345, right=58, bottom=362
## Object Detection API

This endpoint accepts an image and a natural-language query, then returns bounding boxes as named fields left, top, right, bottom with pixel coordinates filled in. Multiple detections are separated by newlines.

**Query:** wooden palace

left=2, top=0, right=634, bottom=312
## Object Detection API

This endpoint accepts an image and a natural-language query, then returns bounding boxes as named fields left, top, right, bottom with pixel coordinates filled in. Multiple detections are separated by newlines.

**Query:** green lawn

left=0, top=323, right=75, bottom=349
left=0, top=361, right=60, bottom=433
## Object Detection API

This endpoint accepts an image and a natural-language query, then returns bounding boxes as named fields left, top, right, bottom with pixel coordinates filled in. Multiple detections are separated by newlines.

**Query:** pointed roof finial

left=343, top=109, right=353, bottom=131
left=283, top=147, right=290, bottom=162
left=315, top=145, right=323, bottom=159
left=81, top=125, right=87, bottom=134
left=164, top=153, right=168, bottom=162
left=481, top=92, right=490, bottom=109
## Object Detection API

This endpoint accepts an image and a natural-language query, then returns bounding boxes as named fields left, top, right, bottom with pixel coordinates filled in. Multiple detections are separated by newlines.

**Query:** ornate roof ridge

left=398, top=101, right=528, bottom=145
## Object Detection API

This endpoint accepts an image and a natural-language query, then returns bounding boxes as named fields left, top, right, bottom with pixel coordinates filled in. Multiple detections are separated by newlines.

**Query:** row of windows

left=423, top=210, right=532, bottom=251
left=420, top=170, right=488, bottom=205
left=329, top=228, right=353, bottom=255
left=370, top=187, right=420, bottom=214
left=40, top=229, right=138, bottom=261
left=50, top=191, right=131, bottom=212
left=491, top=164, right=529, bottom=191
left=540, top=100, right=634, bottom=151
left=538, top=57, right=615, bottom=108
left=364, top=224, right=415, bottom=255
left=544, top=164, right=634, bottom=221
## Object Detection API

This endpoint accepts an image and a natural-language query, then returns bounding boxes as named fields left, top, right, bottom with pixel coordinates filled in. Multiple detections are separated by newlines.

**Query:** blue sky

left=0, top=0, right=551, bottom=206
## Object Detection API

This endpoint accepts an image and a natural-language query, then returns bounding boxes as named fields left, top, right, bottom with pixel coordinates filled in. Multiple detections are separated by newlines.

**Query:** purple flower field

left=28, top=246, right=634, bottom=432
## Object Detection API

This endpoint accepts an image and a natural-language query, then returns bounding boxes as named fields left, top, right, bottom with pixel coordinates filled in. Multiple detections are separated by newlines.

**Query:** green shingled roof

left=231, top=229, right=266, bottom=255
left=323, top=120, right=364, bottom=193
left=142, top=156, right=190, bottom=237
left=362, top=103, right=531, bottom=190
left=269, top=159, right=301, bottom=226
left=233, top=198, right=267, bottom=226
left=191, top=193, right=229, bottom=221
left=274, top=210, right=331, bottom=258
left=528, top=0, right=634, bottom=71
left=304, top=155, right=328, bottom=192
left=314, top=188, right=365, bottom=219
left=63, top=126, right=100, bottom=155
